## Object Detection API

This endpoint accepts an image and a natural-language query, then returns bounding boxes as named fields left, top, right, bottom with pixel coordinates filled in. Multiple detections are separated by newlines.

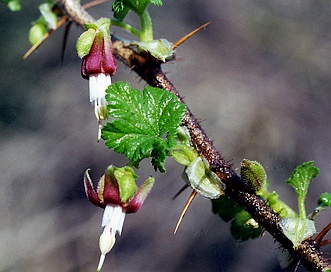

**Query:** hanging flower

left=76, top=18, right=118, bottom=140
left=84, top=166, right=154, bottom=271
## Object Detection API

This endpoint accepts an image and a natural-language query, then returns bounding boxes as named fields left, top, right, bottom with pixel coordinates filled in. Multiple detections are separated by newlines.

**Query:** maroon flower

left=84, top=166, right=154, bottom=271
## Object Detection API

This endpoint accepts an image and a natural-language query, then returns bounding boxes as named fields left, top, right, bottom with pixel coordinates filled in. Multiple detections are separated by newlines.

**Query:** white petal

left=95, top=74, right=111, bottom=106
left=89, top=74, right=111, bottom=104
left=89, top=75, right=98, bottom=103
left=102, top=204, right=126, bottom=236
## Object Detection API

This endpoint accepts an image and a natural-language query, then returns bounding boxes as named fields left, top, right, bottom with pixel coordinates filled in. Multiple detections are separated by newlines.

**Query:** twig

left=58, top=1, right=331, bottom=271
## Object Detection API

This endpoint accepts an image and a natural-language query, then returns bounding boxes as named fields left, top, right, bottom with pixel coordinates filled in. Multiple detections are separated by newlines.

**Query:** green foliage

left=265, top=191, right=297, bottom=218
left=110, top=0, right=174, bottom=59
left=212, top=196, right=263, bottom=240
left=286, top=161, right=319, bottom=218
left=29, top=22, right=47, bottom=45
left=27, top=1, right=58, bottom=45
left=101, top=82, right=186, bottom=172
left=111, top=0, right=165, bottom=43
left=231, top=210, right=263, bottom=241
left=276, top=162, right=320, bottom=248
left=112, top=0, right=162, bottom=20
left=212, top=195, right=243, bottom=222
left=2, top=0, right=20, bottom=11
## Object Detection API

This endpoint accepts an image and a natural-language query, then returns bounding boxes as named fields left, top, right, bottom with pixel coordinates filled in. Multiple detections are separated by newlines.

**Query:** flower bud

left=240, top=159, right=267, bottom=192
left=29, top=23, right=47, bottom=45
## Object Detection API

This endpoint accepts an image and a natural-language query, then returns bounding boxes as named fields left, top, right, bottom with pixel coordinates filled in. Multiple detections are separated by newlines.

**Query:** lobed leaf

left=101, top=82, right=185, bottom=172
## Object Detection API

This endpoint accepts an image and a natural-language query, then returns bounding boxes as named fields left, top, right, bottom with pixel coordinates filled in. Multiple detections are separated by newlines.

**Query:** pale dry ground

left=1, top=1, right=331, bottom=271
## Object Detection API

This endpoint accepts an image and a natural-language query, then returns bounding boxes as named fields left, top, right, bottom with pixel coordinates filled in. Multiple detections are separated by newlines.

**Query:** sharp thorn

left=173, top=190, right=198, bottom=234
left=172, top=22, right=211, bottom=50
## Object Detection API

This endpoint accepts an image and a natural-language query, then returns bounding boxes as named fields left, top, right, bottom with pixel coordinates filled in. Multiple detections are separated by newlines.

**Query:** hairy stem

left=59, top=1, right=331, bottom=271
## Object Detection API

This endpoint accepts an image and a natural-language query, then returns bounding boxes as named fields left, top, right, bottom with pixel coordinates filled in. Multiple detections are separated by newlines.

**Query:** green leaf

left=2, top=0, right=21, bottom=11
left=266, top=191, right=297, bottom=218
left=286, top=161, right=319, bottom=218
left=212, top=195, right=243, bottom=222
left=112, top=0, right=162, bottom=19
left=29, top=23, right=47, bottom=45
left=101, top=82, right=186, bottom=172
left=231, top=210, right=263, bottom=241
left=212, top=195, right=263, bottom=240
left=112, top=0, right=130, bottom=21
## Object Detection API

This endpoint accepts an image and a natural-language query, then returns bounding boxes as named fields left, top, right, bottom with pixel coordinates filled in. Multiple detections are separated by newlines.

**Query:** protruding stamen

left=97, top=226, right=116, bottom=271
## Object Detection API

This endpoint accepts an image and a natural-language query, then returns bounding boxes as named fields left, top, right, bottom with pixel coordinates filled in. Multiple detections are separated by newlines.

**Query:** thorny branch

left=59, top=1, right=331, bottom=271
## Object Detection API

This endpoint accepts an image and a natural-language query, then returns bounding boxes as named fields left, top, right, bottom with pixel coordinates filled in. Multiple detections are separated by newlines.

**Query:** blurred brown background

left=1, top=1, right=331, bottom=271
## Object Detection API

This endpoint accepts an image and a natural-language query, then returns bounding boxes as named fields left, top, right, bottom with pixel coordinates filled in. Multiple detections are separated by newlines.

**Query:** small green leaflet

left=286, top=161, right=319, bottom=218
left=278, top=161, right=319, bottom=247
left=112, top=0, right=162, bottom=20
left=101, top=82, right=186, bottom=172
